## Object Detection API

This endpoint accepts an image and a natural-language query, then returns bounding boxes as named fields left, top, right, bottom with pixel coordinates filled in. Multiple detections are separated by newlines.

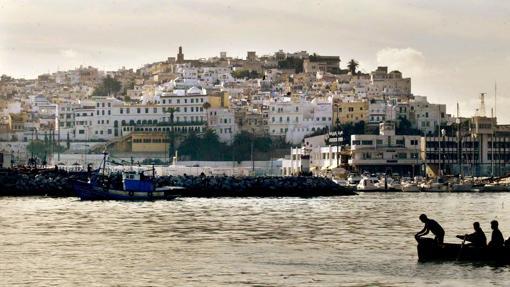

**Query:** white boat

left=375, top=177, right=402, bottom=191
left=357, top=177, right=383, bottom=191
left=420, top=181, right=449, bottom=192
left=347, top=173, right=362, bottom=185
left=401, top=181, right=421, bottom=192
left=332, top=178, right=349, bottom=187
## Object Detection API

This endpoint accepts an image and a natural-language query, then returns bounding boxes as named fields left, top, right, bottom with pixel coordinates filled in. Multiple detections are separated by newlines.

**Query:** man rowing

left=456, top=222, right=486, bottom=247
left=415, top=214, right=445, bottom=244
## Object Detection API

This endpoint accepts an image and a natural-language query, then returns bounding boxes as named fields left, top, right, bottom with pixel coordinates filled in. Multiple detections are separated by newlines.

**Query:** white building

left=409, top=96, right=447, bottom=135
left=349, top=121, right=422, bottom=175
left=207, top=108, right=238, bottom=142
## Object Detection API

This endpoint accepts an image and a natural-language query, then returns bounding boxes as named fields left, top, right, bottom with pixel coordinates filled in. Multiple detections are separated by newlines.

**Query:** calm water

left=1, top=193, right=510, bottom=286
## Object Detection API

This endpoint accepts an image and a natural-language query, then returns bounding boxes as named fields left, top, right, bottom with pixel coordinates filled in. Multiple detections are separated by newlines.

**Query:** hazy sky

left=1, top=0, right=510, bottom=122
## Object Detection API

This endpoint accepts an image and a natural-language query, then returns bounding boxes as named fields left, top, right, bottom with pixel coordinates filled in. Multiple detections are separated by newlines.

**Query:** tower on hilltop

left=177, top=46, right=184, bottom=64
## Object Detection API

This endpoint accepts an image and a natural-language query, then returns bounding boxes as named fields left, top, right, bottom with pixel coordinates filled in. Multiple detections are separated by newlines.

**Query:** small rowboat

left=416, top=237, right=510, bottom=264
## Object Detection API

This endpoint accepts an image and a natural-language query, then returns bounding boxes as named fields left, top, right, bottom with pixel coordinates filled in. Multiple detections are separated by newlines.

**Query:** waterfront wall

left=0, top=169, right=355, bottom=197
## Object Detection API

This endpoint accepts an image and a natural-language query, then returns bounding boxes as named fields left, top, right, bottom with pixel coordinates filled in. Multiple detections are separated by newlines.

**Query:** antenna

left=494, top=82, right=497, bottom=120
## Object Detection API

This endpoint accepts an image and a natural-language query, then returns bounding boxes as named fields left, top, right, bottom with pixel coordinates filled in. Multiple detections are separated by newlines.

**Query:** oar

left=456, top=235, right=467, bottom=261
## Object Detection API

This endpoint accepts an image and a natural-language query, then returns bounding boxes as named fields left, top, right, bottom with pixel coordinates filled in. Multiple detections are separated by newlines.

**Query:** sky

left=1, top=0, right=510, bottom=122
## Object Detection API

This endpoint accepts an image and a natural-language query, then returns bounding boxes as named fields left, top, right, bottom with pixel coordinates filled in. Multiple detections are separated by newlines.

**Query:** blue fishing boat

left=73, top=153, right=182, bottom=201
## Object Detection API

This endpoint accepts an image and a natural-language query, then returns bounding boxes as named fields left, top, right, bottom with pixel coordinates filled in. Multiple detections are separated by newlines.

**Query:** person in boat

left=415, top=214, right=445, bottom=244
left=488, top=220, right=504, bottom=248
left=456, top=222, right=486, bottom=247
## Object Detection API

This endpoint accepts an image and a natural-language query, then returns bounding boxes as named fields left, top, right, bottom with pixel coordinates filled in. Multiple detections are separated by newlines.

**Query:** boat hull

left=73, top=180, right=178, bottom=201
left=416, top=237, right=510, bottom=264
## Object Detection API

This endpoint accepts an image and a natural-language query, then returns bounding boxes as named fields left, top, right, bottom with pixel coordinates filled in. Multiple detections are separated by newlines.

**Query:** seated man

left=456, top=222, right=486, bottom=247
left=488, top=220, right=504, bottom=248
left=415, top=214, right=445, bottom=244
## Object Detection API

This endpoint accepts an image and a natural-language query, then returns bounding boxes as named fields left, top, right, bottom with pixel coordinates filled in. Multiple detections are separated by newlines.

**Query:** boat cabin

left=122, top=171, right=154, bottom=192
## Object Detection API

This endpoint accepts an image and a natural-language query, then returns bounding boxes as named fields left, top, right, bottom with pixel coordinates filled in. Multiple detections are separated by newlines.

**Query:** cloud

left=60, top=49, right=78, bottom=58
left=376, top=48, right=426, bottom=77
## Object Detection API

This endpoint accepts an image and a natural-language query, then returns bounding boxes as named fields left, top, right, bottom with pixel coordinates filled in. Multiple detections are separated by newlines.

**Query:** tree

left=277, top=57, right=304, bottom=73
left=232, top=69, right=263, bottom=79
left=92, top=75, right=121, bottom=97
left=202, top=102, right=211, bottom=126
left=347, top=59, right=359, bottom=75
left=396, top=116, right=423, bottom=135
left=66, top=132, right=71, bottom=150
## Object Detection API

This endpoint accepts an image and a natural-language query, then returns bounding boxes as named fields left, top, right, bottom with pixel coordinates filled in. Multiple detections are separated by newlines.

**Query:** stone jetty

left=156, top=175, right=356, bottom=197
left=0, top=169, right=89, bottom=197
left=0, top=169, right=356, bottom=197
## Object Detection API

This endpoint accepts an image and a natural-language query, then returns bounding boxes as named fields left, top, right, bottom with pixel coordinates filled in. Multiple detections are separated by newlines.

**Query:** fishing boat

left=416, top=237, right=510, bottom=264
left=73, top=153, right=182, bottom=201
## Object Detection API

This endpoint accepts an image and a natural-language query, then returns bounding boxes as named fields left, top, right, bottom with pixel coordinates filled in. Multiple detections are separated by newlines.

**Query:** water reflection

left=1, top=193, right=509, bottom=286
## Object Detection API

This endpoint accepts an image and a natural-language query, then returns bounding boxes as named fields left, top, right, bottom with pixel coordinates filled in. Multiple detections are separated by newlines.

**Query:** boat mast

left=457, top=103, right=462, bottom=177
left=491, top=108, right=494, bottom=177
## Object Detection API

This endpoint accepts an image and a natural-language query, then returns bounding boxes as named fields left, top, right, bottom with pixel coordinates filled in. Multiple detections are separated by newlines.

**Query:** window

left=120, top=108, right=123, bottom=114
left=145, top=108, right=149, bottom=113
left=137, top=108, right=141, bottom=114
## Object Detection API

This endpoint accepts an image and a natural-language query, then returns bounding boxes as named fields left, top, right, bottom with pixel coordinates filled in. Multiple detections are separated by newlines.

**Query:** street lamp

left=440, top=128, right=446, bottom=176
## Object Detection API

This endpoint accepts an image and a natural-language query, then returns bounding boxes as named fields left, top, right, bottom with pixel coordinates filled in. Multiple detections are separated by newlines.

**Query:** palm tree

left=347, top=59, right=359, bottom=75
left=202, top=102, right=211, bottom=128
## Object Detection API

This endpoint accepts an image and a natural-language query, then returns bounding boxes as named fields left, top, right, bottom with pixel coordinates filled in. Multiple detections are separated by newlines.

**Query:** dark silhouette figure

left=456, top=222, right=486, bottom=247
left=488, top=220, right=504, bottom=248
left=415, top=214, right=445, bottom=244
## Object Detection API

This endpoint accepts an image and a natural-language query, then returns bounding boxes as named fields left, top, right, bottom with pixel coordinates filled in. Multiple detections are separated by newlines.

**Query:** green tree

left=232, top=69, right=263, bottom=79
left=347, top=59, right=359, bottom=75
left=92, top=75, right=122, bottom=97
left=396, top=116, right=423, bottom=135
left=277, top=57, right=304, bottom=73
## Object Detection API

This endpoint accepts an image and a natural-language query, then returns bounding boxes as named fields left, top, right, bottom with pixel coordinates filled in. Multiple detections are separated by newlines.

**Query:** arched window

left=136, top=120, right=141, bottom=125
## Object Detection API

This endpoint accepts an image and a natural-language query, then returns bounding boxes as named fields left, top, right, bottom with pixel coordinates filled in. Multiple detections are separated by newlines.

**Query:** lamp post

left=441, top=128, right=446, bottom=176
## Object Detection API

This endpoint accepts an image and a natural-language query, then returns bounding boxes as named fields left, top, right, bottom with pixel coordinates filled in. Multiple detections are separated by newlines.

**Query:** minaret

left=177, top=46, right=184, bottom=64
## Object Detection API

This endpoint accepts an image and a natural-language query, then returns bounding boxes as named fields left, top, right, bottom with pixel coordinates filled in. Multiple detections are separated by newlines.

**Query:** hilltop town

left=0, top=47, right=506, bottom=178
